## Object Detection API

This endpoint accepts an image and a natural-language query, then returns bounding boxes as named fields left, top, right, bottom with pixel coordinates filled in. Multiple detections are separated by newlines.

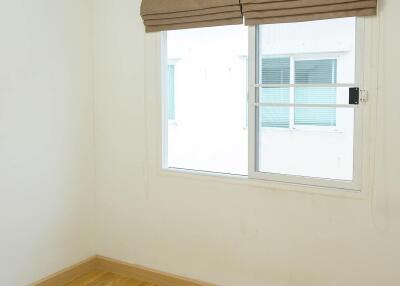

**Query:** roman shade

left=141, top=0, right=243, bottom=32
left=240, top=0, right=377, bottom=25
left=141, top=0, right=378, bottom=32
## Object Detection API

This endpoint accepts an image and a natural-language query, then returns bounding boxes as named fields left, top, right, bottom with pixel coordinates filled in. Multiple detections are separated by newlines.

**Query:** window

left=167, top=64, right=176, bottom=121
left=260, top=57, right=338, bottom=129
left=294, top=59, right=337, bottom=127
left=164, top=17, right=364, bottom=190
left=260, top=57, right=290, bottom=128
left=165, top=25, right=248, bottom=175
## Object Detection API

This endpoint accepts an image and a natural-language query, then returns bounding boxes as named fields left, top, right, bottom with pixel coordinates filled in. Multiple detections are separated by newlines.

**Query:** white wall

left=93, top=0, right=147, bottom=261
left=94, top=0, right=400, bottom=285
left=0, top=1, right=95, bottom=285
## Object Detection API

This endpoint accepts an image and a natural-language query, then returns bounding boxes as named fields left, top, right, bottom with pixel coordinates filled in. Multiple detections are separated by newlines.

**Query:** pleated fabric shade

left=140, top=0, right=378, bottom=32
left=240, top=0, right=377, bottom=25
left=141, top=0, right=243, bottom=32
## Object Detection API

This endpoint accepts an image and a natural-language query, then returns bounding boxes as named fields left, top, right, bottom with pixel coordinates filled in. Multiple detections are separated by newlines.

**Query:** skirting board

left=30, top=255, right=216, bottom=286
left=29, top=256, right=97, bottom=286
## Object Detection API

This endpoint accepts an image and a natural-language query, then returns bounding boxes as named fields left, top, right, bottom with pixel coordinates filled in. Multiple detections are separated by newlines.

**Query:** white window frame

left=248, top=18, right=365, bottom=191
left=160, top=17, right=369, bottom=192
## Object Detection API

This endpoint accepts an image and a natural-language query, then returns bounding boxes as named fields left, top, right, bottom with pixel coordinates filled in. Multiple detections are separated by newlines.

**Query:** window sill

left=159, top=167, right=366, bottom=199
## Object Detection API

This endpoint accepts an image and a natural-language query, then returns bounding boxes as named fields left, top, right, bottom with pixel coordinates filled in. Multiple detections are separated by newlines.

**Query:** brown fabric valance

left=141, top=0, right=377, bottom=32
left=241, top=0, right=377, bottom=25
left=141, top=0, right=243, bottom=32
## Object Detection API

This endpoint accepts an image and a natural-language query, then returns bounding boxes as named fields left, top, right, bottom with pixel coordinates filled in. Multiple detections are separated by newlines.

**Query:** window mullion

left=248, top=25, right=258, bottom=178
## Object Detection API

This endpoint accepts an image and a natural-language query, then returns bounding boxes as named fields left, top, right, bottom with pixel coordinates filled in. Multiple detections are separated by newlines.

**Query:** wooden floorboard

left=30, top=256, right=214, bottom=286
left=65, top=270, right=163, bottom=286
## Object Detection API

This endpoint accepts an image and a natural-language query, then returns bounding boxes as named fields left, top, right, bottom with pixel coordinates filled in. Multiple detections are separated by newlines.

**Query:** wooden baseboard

left=29, top=256, right=97, bottom=286
left=30, top=255, right=216, bottom=286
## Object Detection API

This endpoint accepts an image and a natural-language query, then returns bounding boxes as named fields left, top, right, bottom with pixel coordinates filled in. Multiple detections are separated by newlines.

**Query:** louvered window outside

left=260, top=58, right=290, bottom=128
left=295, top=59, right=337, bottom=126
left=260, top=57, right=337, bottom=128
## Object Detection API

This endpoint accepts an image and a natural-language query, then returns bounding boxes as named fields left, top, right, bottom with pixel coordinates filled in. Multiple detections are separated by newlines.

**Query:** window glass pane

left=260, top=88, right=290, bottom=128
left=167, top=64, right=175, bottom=120
left=262, top=57, right=290, bottom=84
left=166, top=25, right=248, bottom=175
left=295, top=59, right=337, bottom=84
left=294, top=59, right=337, bottom=126
left=295, top=87, right=336, bottom=126
left=258, top=18, right=356, bottom=181
left=258, top=107, right=354, bottom=180
left=260, top=57, right=290, bottom=128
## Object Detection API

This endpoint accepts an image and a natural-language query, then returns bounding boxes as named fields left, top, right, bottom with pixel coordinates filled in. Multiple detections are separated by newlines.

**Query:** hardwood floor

left=65, top=270, right=163, bottom=286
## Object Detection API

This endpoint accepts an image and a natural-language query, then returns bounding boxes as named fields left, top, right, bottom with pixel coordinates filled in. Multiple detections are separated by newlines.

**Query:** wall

left=0, top=1, right=95, bottom=285
left=93, top=0, right=147, bottom=264
left=94, top=1, right=399, bottom=286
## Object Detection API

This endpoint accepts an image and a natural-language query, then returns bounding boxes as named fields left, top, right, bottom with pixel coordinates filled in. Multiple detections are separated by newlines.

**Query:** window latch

left=349, top=87, right=368, bottom=105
